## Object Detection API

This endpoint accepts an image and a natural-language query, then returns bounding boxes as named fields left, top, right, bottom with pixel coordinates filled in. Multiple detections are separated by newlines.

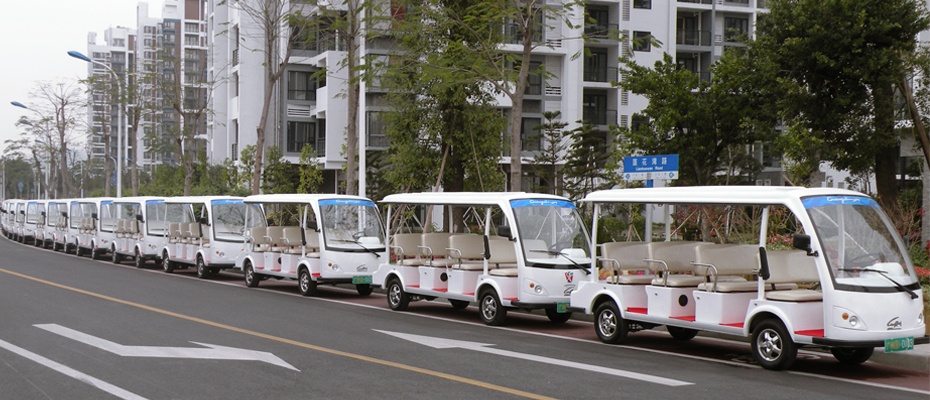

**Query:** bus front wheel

left=830, top=347, right=874, bottom=365
left=751, top=319, right=798, bottom=370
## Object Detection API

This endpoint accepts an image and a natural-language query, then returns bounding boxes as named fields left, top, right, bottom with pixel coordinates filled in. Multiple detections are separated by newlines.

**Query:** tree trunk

left=873, top=83, right=900, bottom=213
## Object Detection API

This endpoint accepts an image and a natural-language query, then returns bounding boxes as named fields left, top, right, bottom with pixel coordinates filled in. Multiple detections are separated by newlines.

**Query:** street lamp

left=69, top=50, right=125, bottom=198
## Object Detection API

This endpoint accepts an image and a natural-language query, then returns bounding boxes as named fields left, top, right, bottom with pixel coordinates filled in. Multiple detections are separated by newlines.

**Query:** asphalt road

left=0, top=237, right=926, bottom=400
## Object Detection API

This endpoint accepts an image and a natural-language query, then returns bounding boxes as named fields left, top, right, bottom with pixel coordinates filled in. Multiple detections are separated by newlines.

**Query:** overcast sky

left=1, top=0, right=165, bottom=156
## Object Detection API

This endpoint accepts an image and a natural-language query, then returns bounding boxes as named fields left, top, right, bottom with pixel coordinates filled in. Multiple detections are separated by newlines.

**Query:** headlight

left=525, top=279, right=547, bottom=295
left=833, top=307, right=867, bottom=331
left=328, top=262, right=341, bottom=271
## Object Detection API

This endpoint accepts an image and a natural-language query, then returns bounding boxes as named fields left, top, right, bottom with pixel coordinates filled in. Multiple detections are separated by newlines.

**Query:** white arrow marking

left=0, top=338, right=148, bottom=400
left=375, top=330, right=692, bottom=387
left=36, top=324, right=298, bottom=371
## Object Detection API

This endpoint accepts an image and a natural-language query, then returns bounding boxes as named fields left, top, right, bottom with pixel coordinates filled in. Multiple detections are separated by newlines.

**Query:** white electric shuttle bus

left=569, top=186, right=928, bottom=370
left=71, top=197, right=114, bottom=258
left=373, top=192, right=592, bottom=325
left=44, top=199, right=71, bottom=250
left=160, top=196, right=252, bottom=278
left=236, top=194, right=383, bottom=296
left=23, top=200, right=46, bottom=245
left=106, top=197, right=168, bottom=267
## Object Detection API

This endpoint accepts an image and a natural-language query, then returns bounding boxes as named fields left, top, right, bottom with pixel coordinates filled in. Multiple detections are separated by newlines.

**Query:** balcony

left=583, top=108, right=618, bottom=126
left=678, top=0, right=713, bottom=4
left=676, top=29, right=712, bottom=47
left=583, top=67, right=618, bottom=83
left=585, top=23, right=619, bottom=40
left=503, top=23, right=543, bottom=45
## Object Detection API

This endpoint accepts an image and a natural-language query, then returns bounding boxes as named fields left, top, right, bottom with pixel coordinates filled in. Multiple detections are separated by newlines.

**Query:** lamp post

left=68, top=50, right=125, bottom=198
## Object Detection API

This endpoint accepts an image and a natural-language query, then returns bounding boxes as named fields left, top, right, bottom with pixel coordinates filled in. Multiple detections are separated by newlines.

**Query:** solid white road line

left=0, top=338, right=148, bottom=400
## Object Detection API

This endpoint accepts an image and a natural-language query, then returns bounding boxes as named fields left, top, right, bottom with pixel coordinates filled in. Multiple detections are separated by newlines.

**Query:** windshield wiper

left=837, top=268, right=918, bottom=300
left=332, top=239, right=382, bottom=257
left=529, top=249, right=589, bottom=275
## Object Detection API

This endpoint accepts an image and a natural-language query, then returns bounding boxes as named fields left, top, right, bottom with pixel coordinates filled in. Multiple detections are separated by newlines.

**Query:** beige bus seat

left=645, top=241, right=711, bottom=287
left=390, top=233, right=423, bottom=266
left=487, top=240, right=518, bottom=277
left=448, top=234, right=486, bottom=271
left=249, top=227, right=270, bottom=252
left=600, top=242, right=654, bottom=285
left=764, top=250, right=822, bottom=302
left=418, top=233, right=455, bottom=267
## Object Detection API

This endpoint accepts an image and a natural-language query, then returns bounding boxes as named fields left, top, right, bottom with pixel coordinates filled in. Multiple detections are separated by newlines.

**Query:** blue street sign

left=623, top=155, right=678, bottom=181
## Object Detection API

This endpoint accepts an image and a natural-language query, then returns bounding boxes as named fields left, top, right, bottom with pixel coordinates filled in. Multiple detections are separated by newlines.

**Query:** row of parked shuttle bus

left=1, top=187, right=926, bottom=370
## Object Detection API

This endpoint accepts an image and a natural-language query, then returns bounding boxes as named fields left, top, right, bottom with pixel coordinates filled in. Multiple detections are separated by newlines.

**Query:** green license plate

left=556, top=302, right=569, bottom=313
left=352, top=275, right=372, bottom=285
left=884, top=337, right=914, bottom=353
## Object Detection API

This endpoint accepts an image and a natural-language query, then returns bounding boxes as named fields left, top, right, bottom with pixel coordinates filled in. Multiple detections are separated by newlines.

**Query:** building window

left=232, top=72, right=239, bottom=97
left=633, top=0, right=651, bottom=9
left=288, top=71, right=317, bottom=101
left=185, top=22, right=199, bottom=33
left=632, top=31, right=651, bottom=52
left=185, top=35, right=199, bottom=46
left=287, top=121, right=323, bottom=155
left=521, top=117, right=542, bottom=151
left=724, top=17, right=749, bottom=41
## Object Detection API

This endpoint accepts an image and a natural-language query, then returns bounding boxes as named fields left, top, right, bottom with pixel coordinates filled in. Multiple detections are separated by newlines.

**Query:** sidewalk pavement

left=869, top=342, right=929, bottom=371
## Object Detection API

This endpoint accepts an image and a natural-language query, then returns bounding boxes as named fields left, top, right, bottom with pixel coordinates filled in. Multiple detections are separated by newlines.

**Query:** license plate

left=556, top=302, right=569, bottom=313
left=352, top=275, right=372, bottom=284
left=884, top=337, right=914, bottom=353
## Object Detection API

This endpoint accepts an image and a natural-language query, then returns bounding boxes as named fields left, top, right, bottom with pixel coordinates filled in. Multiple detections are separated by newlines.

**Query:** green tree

left=298, top=145, right=323, bottom=194
left=617, top=51, right=778, bottom=185
left=562, top=122, right=614, bottom=211
left=529, top=111, right=569, bottom=194
left=756, top=0, right=930, bottom=209
left=382, top=0, right=508, bottom=198
left=261, top=146, right=296, bottom=194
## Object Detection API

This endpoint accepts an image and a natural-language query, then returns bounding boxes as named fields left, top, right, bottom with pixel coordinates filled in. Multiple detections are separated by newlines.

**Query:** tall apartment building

left=206, top=0, right=773, bottom=194
left=85, top=0, right=208, bottom=175
left=84, top=27, right=135, bottom=167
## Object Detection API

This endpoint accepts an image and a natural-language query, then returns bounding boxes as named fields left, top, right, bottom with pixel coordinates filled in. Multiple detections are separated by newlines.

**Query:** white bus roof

left=73, top=197, right=114, bottom=203
left=380, top=192, right=571, bottom=207
left=243, top=194, right=374, bottom=204
left=113, top=196, right=167, bottom=204
left=164, top=196, right=244, bottom=204
left=582, top=186, right=870, bottom=205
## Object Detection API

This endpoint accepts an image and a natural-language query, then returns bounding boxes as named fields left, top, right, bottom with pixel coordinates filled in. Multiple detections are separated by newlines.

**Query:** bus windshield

left=320, top=199, right=385, bottom=252
left=511, top=199, right=592, bottom=269
left=804, top=195, right=919, bottom=291
left=212, top=201, right=263, bottom=241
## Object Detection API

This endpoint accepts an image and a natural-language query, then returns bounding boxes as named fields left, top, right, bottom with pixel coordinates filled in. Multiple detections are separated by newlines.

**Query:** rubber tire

left=667, top=326, right=699, bottom=341
left=449, top=299, right=470, bottom=310
left=162, top=251, right=175, bottom=273
left=91, top=247, right=101, bottom=260
left=244, top=262, right=260, bottom=288
left=751, top=319, right=798, bottom=371
left=298, top=268, right=317, bottom=296
left=830, top=347, right=874, bottom=365
left=545, top=308, right=572, bottom=323
left=196, top=256, right=210, bottom=279
left=134, top=250, right=145, bottom=269
left=594, top=302, right=629, bottom=344
left=356, top=284, right=373, bottom=296
left=76, top=246, right=85, bottom=257
left=386, top=278, right=409, bottom=311
left=111, top=249, right=122, bottom=264
left=479, top=290, right=507, bottom=326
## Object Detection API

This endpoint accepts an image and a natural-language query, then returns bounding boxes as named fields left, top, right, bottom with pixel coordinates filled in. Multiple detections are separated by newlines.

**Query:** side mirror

left=136, top=214, right=144, bottom=222
left=199, top=216, right=209, bottom=225
left=91, top=212, right=98, bottom=219
left=61, top=212, right=68, bottom=218
left=307, top=220, right=319, bottom=232
left=41, top=211, right=46, bottom=217
left=497, top=226, right=513, bottom=241
left=792, top=234, right=819, bottom=257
